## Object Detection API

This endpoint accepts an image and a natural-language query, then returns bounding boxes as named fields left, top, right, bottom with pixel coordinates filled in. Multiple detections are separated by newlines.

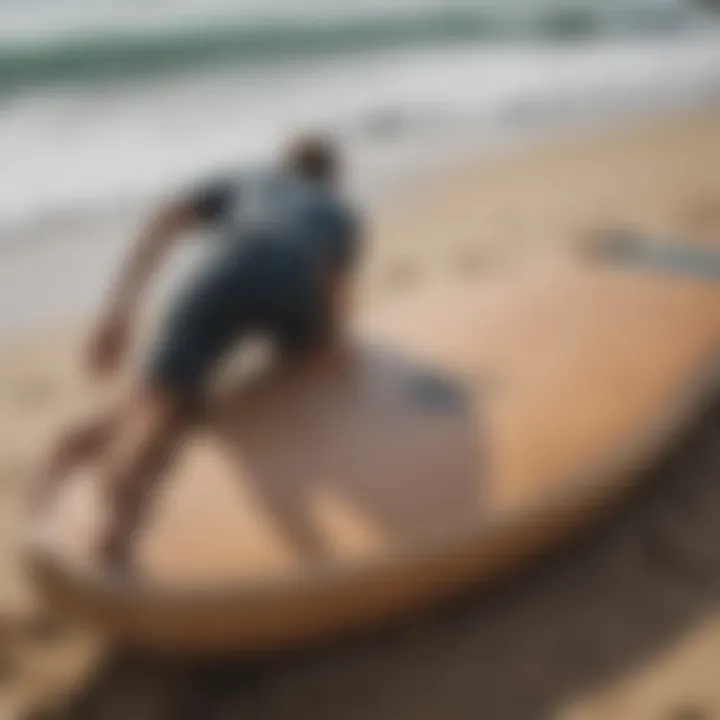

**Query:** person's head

left=282, top=133, right=342, bottom=185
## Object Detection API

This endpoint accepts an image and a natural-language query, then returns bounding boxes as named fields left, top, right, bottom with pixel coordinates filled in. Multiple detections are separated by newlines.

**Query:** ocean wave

left=0, top=3, right=692, bottom=91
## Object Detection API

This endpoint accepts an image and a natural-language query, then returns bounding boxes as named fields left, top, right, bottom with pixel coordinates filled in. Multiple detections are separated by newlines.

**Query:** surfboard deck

left=25, top=260, right=720, bottom=654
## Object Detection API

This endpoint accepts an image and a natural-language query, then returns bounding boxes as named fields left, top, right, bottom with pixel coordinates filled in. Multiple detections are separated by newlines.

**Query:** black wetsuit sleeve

left=186, top=176, right=237, bottom=224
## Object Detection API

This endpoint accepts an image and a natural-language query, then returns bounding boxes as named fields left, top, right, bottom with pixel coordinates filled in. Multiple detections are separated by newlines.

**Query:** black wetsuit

left=145, top=167, right=361, bottom=400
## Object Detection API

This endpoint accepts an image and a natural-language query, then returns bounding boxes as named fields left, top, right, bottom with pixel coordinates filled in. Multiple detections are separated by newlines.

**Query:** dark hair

left=284, top=134, right=341, bottom=183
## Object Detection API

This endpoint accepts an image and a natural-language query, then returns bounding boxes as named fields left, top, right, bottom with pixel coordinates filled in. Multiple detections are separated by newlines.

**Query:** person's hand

left=87, top=306, right=133, bottom=377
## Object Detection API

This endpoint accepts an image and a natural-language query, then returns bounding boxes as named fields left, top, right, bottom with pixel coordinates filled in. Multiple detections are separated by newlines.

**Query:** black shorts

left=145, top=244, right=326, bottom=402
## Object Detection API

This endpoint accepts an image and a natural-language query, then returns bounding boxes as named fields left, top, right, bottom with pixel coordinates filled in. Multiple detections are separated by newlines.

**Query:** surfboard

left=25, top=258, right=720, bottom=654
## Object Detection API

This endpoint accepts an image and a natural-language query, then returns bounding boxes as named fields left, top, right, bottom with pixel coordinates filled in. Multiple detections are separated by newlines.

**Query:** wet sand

left=0, top=109, right=719, bottom=719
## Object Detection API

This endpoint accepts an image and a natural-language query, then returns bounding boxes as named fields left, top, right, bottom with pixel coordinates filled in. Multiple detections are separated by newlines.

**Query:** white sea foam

left=1, top=30, right=719, bottom=238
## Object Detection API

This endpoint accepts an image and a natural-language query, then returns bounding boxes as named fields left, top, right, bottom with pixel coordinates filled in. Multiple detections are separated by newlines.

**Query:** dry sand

left=0, top=109, right=719, bottom=719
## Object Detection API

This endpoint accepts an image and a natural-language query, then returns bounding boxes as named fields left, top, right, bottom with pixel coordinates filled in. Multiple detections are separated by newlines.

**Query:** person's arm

left=107, top=200, right=199, bottom=317
left=88, top=177, right=235, bottom=376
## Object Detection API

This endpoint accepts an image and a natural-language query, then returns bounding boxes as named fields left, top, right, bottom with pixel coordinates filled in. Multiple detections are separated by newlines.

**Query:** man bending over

left=35, top=134, right=363, bottom=568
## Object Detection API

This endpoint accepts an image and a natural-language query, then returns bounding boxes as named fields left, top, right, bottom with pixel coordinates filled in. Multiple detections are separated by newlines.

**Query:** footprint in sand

left=691, top=197, right=720, bottom=225
left=0, top=646, right=16, bottom=686
left=666, top=705, right=710, bottom=720
left=385, top=257, right=422, bottom=291
left=7, top=378, right=61, bottom=415
left=682, top=198, right=720, bottom=243
left=0, top=617, right=21, bottom=686
left=0, top=462, right=31, bottom=488
left=0, top=609, right=72, bottom=654
left=453, top=245, right=486, bottom=277
left=22, top=612, right=70, bottom=645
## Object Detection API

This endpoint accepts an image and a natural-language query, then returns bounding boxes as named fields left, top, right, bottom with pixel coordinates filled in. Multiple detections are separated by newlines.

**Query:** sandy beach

left=1, top=108, right=719, bottom=719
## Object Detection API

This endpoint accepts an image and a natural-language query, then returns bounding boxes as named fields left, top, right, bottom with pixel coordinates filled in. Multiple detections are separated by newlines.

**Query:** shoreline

left=1, top=101, right=719, bottom=342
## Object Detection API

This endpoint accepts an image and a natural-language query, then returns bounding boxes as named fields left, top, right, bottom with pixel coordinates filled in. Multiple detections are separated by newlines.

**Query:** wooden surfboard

left=25, top=258, right=720, bottom=654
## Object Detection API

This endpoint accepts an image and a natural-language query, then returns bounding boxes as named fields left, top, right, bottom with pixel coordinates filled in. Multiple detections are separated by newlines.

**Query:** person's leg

left=88, top=247, right=259, bottom=568
left=93, top=385, right=188, bottom=567
left=33, top=401, right=123, bottom=511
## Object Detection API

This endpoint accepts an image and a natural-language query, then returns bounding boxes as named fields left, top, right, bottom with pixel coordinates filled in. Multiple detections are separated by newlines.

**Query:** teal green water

left=0, top=1, right=699, bottom=90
